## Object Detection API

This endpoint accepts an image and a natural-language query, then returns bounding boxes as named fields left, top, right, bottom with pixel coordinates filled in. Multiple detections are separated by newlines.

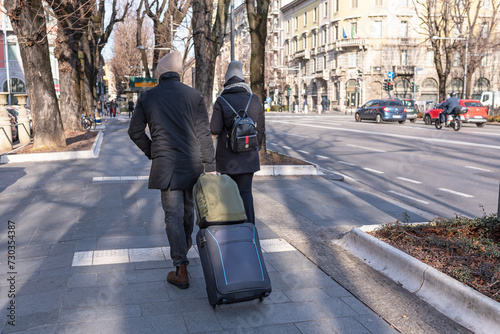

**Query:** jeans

left=160, top=188, right=194, bottom=266
left=228, top=173, right=255, bottom=224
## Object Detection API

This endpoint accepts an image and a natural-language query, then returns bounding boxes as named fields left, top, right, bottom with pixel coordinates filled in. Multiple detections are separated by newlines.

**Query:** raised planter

left=337, top=228, right=500, bottom=334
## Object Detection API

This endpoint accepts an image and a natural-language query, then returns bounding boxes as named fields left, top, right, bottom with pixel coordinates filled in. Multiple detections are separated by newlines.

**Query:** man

left=128, top=99, right=134, bottom=118
left=439, top=91, right=460, bottom=126
left=128, top=52, right=215, bottom=289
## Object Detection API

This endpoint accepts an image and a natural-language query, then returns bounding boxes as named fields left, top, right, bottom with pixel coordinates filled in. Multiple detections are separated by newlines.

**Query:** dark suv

left=355, top=99, right=407, bottom=124
left=401, top=99, right=418, bottom=123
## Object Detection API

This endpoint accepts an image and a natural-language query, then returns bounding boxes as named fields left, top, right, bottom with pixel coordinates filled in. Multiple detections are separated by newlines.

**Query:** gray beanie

left=225, top=60, right=244, bottom=82
left=156, top=51, right=182, bottom=78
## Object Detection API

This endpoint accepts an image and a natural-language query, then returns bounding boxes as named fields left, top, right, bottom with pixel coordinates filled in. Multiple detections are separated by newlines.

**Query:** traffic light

left=410, top=81, right=415, bottom=91
left=354, top=87, right=359, bottom=93
left=388, top=81, right=394, bottom=90
left=383, top=79, right=389, bottom=91
left=104, top=84, right=108, bottom=95
left=415, top=85, right=419, bottom=92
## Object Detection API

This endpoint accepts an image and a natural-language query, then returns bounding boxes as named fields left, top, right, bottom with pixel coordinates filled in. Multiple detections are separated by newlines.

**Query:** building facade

left=217, top=0, right=499, bottom=113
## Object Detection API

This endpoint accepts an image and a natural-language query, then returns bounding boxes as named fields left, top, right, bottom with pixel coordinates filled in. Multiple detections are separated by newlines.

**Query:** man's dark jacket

left=440, top=96, right=460, bottom=114
left=210, top=77, right=265, bottom=174
left=128, top=72, right=215, bottom=190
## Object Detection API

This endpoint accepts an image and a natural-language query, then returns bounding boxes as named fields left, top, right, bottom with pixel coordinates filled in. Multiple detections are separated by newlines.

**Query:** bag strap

left=218, top=94, right=253, bottom=118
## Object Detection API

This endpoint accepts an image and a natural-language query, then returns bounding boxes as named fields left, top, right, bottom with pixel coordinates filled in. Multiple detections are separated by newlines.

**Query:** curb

left=255, top=164, right=323, bottom=176
left=336, top=228, right=500, bottom=334
left=0, top=130, right=104, bottom=164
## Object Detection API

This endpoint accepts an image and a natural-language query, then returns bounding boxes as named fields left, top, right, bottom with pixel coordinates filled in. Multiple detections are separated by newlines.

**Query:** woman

left=210, top=61, right=265, bottom=224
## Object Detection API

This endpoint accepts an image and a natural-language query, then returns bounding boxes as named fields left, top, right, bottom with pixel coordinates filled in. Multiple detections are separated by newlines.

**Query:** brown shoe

left=167, top=263, right=189, bottom=289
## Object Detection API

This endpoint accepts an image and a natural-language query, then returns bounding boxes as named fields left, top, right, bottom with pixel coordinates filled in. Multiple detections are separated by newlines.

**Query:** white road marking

left=72, top=239, right=295, bottom=267
left=464, top=166, right=492, bottom=172
left=346, top=144, right=387, bottom=153
left=438, top=188, right=474, bottom=198
left=283, top=145, right=292, bottom=149
left=281, top=133, right=310, bottom=139
left=266, top=120, right=500, bottom=150
left=297, top=150, right=309, bottom=154
left=363, top=168, right=384, bottom=174
left=316, top=155, right=329, bottom=159
left=338, top=161, right=356, bottom=166
left=396, top=177, right=423, bottom=184
left=269, top=143, right=278, bottom=146
left=388, top=191, right=430, bottom=204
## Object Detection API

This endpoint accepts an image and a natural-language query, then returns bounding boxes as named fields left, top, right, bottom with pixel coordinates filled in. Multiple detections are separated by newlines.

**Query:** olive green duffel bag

left=193, top=174, right=247, bottom=228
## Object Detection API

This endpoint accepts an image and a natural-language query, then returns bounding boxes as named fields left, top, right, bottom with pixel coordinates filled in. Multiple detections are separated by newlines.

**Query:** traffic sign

left=388, top=71, right=394, bottom=79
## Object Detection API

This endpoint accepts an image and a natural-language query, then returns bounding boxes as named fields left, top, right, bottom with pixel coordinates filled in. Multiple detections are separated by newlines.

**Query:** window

left=373, top=21, right=382, bottom=38
left=453, top=52, right=460, bottom=66
left=481, top=22, right=488, bottom=38
left=295, top=16, right=298, bottom=30
left=401, top=50, right=407, bottom=65
left=287, top=20, right=290, bottom=34
left=313, top=7, right=317, bottom=22
left=351, top=0, right=358, bottom=8
left=7, top=44, right=19, bottom=61
left=322, top=29, right=327, bottom=45
left=313, top=58, right=317, bottom=72
left=336, top=0, right=339, bottom=12
left=294, top=38, right=298, bottom=52
left=351, top=22, right=357, bottom=38
left=426, top=50, right=434, bottom=66
left=335, top=25, right=339, bottom=41
left=323, top=56, right=327, bottom=70
left=481, top=56, right=487, bottom=67
left=482, top=0, right=491, bottom=8
left=324, top=2, right=328, bottom=17
left=349, top=52, right=358, bottom=67
left=313, top=32, right=317, bottom=48
left=400, top=21, right=408, bottom=38
left=375, top=0, right=383, bottom=6
left=303, top=35, right=307, bottom=49
left=304, top=12, right=307, bottom=26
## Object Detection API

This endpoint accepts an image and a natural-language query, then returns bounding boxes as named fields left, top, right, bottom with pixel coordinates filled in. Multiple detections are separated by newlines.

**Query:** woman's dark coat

left=128, top=72, right=215, bottom=190
left=210, top=78, right=265, bottom=174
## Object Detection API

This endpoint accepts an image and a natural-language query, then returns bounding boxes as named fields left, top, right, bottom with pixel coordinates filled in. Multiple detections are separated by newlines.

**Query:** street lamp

left=432, top=34, right=469, bottom=99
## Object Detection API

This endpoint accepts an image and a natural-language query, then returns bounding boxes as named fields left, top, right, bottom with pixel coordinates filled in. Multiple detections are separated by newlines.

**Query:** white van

left=478, top=91, right=500, bottom=108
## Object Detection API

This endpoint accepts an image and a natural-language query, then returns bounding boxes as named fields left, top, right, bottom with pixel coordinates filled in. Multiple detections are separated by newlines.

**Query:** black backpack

left=218, top=95, right=258, bottom=153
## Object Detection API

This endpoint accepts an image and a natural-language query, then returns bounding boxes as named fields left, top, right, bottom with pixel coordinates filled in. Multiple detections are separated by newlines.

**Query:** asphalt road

left=265, top=112, right=500, bottom=220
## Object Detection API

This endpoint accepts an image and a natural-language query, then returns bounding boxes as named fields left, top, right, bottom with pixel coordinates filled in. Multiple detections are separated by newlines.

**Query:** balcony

left=295, top=49, right=310, bottom=60
left=315, top=69, right=329, bottom=80
left=393, top=65, right=415, bottom=76
left=335, top=38, right=366, bottom=51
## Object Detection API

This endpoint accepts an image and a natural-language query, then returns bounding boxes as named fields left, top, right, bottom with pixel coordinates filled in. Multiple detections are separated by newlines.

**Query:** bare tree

left=50, top=0, right=91, bottom=131
left=414, top=0, right=456, bottom=101
left=80, top=0, right=131, bottom=116
left=143, top=0, right=191, bottom=76
left=450, top=0, right=500, bottom=98
left=245, top=0, right=270, bottom=154
left=191, top=0, right=229, bottom=116
left=109, top=9, right=153, bottom=93
left=4, top=0, right=66, bottom=148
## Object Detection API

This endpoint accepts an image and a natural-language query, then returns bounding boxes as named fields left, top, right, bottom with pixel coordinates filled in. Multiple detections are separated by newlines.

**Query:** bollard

left=0, top=92, right=12, bottom=152
left=14, top=94, right=31, bottom=144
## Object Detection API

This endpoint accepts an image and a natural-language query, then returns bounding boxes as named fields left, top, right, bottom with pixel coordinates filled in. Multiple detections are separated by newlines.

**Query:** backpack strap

left=218, top=94, right=253, bottom=118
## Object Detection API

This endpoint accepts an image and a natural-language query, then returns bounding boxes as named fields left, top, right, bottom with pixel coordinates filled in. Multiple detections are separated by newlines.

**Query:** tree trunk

left=246, top=0, right=270, bottom=154
left=191, top=0, right=228, bottom=117
left=5, top=0, right=66, bottom=148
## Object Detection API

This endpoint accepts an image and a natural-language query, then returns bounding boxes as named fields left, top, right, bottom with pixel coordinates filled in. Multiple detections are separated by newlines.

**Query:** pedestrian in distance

left=110, top=100, right=116, bottom=117
left=210, top=60, right=265, bottom=225
left=128, top=99, right=134, bottom=118
left=128, top=51, right=216, bottom=289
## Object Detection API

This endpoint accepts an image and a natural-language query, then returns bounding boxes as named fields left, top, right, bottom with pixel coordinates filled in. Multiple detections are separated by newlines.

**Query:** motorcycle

left=435, top=106, right=468, bottom=131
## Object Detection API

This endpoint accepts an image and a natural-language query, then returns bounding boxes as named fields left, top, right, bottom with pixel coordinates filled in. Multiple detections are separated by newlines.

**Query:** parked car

left=401, top=99, right=418, bottom=123
left=423, top=99, right=488, bottom=127
left=355, top=99, right=407, bottom=123
left=7, top=109, right=18, bottom=142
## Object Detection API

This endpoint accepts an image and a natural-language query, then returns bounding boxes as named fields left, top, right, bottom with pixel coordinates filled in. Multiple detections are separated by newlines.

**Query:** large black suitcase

left=196, top=223, right=272, bottom=308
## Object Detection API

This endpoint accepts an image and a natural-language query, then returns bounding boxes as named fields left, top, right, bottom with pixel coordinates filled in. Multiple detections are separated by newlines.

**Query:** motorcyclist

left=439, top=91, right=460, bottom=126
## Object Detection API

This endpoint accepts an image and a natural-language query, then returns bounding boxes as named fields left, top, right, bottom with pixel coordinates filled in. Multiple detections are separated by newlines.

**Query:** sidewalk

left=0, top=114, right=470, bottom=333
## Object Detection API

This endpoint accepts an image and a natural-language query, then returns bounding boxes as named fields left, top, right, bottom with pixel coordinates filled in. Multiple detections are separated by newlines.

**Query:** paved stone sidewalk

left=0, top=114, right=468, bottom=333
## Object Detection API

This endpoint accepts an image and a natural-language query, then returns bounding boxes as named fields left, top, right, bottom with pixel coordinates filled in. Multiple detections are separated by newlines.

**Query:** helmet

left=450, top=91, right=456, bottom=97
